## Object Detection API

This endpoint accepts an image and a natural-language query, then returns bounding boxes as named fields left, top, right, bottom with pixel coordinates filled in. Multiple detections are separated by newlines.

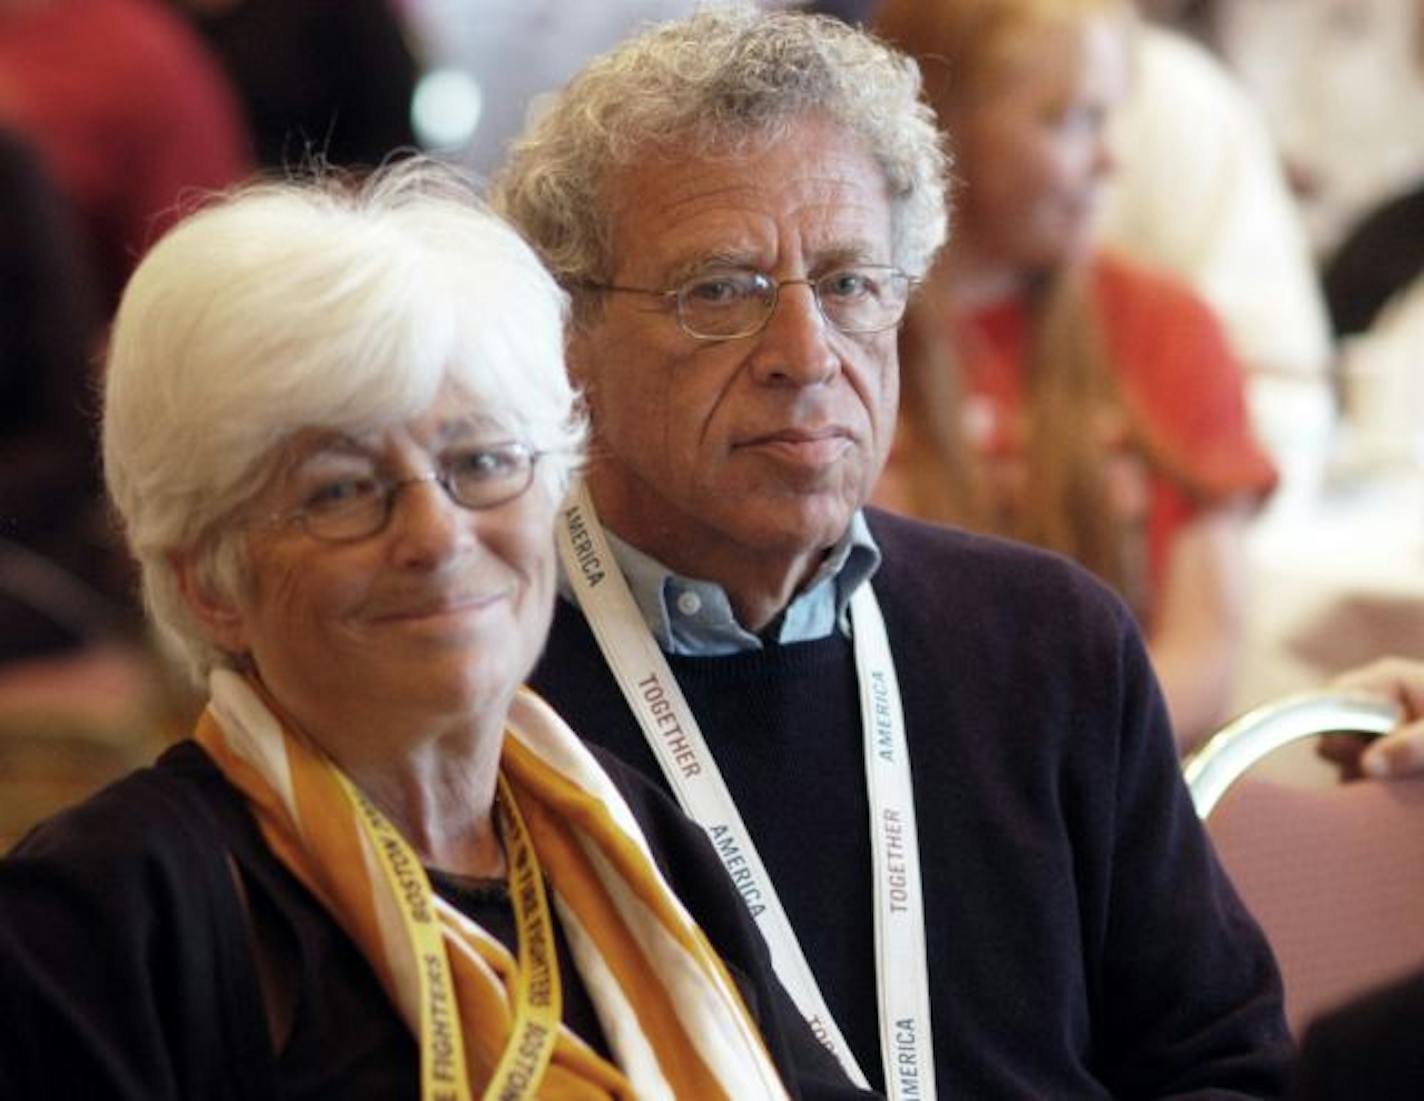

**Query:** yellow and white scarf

left=197, top=669, right=789, bottom=1101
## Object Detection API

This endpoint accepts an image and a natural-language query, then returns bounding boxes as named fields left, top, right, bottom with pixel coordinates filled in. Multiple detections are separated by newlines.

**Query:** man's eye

left=305, top=477, right=382, bottom=512
left=820, top=269, right=876, bottom=300
left=682, top=272, right=759, bottom=306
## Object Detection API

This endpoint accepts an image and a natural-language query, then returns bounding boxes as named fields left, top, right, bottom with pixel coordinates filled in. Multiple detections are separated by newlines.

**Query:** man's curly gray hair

left=492, top=3, right=951, bottom=314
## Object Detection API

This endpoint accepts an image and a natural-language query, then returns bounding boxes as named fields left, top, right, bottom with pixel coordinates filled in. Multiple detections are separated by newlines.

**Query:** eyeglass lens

left=675, top=267, right=909, bottom=339
left=299, top=445, right=536, bottom=541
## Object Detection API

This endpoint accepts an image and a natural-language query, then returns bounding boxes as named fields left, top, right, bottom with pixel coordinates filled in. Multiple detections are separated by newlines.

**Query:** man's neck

left=721, top=559, right=819, bottom=633
left=586, top=477, right=828, bottom=633
left=621, top=523, right=823, bottom=633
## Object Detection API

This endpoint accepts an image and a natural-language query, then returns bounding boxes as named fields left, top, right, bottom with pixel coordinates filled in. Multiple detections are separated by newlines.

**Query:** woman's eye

left=306, top=476, right=381, bottom=511
left=450, top=447, right=521, bottom=480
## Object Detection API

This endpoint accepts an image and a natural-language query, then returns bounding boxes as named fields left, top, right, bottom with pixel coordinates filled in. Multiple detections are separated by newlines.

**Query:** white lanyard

left=556, top=482, right=936, bottom=1099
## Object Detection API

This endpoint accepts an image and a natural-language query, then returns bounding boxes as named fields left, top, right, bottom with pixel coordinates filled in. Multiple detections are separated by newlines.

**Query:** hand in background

left=1318, top=658, right=1424, bottom=779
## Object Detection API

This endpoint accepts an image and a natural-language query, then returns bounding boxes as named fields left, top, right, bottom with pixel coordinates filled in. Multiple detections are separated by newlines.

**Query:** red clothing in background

left=880, top=252, right=1276, bottom=618
left=960, top=251, right=1277, bottom=598
left=0, top=0, right=251, bottom=309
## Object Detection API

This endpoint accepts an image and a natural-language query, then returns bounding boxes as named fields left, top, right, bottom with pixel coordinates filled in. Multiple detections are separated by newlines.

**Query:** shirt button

left=675, top=590, right=703, bottom=617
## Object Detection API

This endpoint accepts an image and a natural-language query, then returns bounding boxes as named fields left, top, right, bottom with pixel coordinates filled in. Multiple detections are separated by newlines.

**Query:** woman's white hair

left=103, top=157, right=584, bottom=684
left=491, top=2, right=952, bottom=317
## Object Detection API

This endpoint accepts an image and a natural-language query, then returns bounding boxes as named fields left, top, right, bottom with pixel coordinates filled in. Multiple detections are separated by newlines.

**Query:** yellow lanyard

left=484, top=773, right=562, bottom=1100
left=340, top=770, right=563, bottom=1101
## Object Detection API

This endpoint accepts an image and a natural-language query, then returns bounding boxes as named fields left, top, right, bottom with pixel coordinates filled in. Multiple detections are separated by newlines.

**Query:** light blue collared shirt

left=557, top=511, right=882, bottom=655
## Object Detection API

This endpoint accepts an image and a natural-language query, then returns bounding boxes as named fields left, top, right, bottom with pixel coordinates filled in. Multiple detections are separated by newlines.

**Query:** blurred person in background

left=165, top=0, right=419, bottom=170
left=1133, top=0, right=1424, bottom=261
left=0, top=126, right=127, bottom=663
left=1209, top=0, right=1424, bottom=260
left=1101, top=3, right=1334, bottom=508
left=873, top=0, right=1277, bottom=753
left=0, top=0, right=250, bottom=311
left=0, top=160, right=868, bottom=1100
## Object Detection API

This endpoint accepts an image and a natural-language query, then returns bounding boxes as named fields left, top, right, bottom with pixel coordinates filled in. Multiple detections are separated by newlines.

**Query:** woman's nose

left=386, top=476, right=472, bottom=567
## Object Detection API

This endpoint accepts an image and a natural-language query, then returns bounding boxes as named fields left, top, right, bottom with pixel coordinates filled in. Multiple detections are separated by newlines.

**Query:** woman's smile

left=366, top=586, right=514, bottom=626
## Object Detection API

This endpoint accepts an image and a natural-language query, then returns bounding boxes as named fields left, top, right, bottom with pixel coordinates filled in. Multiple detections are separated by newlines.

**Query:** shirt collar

left=559, top=511, right=881, bottom=655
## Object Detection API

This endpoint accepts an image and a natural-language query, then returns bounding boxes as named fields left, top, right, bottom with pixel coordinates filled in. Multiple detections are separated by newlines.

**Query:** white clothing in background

left=1215, top=0, right=1424, bottom=256
left=1339, top=273, right=1424, bottom=469
left=1101, top=24, right=1335, bottom=510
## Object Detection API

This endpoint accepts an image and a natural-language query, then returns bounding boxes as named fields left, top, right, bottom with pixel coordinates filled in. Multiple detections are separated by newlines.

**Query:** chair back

left=1187, top=691, right=1424, bottom=1036
left=1184, top=691, right=1399, bottom=816
left=0, top=643, right=175, bottom=852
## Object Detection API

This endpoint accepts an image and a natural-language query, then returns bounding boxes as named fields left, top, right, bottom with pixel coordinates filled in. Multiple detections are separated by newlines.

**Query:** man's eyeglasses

left=266, top=441, right=543, bottom=543
left=585, top=265, right=915, bottom=341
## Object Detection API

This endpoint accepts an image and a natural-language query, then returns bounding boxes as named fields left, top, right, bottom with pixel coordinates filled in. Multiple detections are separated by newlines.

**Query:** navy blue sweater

left=531, top=508, right=1292, bottom=1097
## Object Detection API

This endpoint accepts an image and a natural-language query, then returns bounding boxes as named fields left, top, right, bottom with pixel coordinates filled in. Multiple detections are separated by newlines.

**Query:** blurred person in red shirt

left=874, top=0, right=1277, bottom=752
left=0, top=0, right=251, bottom=311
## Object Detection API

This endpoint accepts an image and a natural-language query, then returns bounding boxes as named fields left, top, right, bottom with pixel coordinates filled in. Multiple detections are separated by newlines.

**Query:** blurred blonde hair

left=876, top=0, right=1146, bottom=603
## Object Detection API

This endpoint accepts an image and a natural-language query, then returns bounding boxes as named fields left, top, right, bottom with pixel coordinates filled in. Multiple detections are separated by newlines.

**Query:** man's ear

left=171, top=550, right=248, bottom=654
left=564, top=319, right=601, bottom=391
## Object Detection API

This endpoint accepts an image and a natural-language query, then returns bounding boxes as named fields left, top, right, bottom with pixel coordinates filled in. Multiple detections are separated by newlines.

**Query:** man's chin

left=718, top=492, right=861, bottom=554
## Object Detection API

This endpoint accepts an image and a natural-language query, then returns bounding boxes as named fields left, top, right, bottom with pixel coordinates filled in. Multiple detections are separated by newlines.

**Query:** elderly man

left=495, top=7, right=1291, bottom=1097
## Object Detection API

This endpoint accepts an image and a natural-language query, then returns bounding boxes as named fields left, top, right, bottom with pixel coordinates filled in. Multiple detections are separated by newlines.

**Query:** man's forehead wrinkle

left=643, top=176, right=754, bottom=217
left=645, top=174, right=880, bottom=216
left=629, top=187, right=890, bottom=271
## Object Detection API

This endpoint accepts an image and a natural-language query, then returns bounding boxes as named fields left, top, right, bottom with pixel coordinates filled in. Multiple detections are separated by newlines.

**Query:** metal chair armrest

left=1184, top=691, right=1403, bottom=817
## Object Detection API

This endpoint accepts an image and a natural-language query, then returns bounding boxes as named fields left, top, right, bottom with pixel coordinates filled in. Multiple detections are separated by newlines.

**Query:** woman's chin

left=406, top=652, right=528, bottom=720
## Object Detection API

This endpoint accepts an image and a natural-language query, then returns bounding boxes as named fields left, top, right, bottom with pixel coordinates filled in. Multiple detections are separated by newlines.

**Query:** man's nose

left=747, top=280, right=841, bottom=386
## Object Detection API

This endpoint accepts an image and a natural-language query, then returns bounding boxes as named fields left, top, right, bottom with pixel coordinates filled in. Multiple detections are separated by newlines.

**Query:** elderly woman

left=0, top=162, right=867, bottom=1100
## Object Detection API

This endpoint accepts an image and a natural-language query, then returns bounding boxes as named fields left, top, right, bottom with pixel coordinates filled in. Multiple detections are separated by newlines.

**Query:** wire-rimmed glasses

left=585, top=265, right=915, bottom=341
left=266, top=441, right=542, bottom=543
